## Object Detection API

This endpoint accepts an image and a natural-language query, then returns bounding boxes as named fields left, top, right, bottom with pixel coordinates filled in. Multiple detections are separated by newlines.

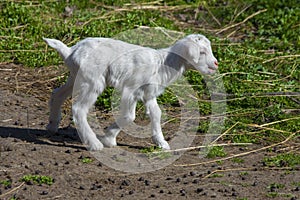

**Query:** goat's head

left=171, top=34, right=218, bottom=75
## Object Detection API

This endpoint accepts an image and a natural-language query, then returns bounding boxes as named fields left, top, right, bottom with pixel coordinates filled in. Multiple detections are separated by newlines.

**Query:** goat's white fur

left=43, top=34, right=218, bottom=151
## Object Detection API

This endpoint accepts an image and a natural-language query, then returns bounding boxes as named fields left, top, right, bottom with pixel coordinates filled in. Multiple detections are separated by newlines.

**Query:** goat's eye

left=200, top=51, right=206, bottom=55
left=195, top=38, right=201, bottom=42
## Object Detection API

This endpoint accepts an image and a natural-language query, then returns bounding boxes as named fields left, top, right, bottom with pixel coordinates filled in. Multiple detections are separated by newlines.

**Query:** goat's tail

left=43, top=38, right=72, bottom=60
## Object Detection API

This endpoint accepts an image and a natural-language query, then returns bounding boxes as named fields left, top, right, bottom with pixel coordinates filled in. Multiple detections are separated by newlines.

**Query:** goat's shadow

left=0, top=126, right=87, bottom=150
left=0, top=126, right=144, bottom=151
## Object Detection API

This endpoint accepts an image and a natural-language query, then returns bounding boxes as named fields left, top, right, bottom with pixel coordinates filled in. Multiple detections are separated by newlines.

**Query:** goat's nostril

left=214, top=61, right=219, bottom=67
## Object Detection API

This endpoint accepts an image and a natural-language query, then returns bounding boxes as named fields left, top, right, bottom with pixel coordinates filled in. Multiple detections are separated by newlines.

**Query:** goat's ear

left=185, top=40, right=200, bottom=64
left=171, top=40, right=199, bottom=64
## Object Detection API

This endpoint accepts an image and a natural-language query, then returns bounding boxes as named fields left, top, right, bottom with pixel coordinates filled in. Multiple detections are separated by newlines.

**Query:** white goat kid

left=43, top=34, right=218, bottom=151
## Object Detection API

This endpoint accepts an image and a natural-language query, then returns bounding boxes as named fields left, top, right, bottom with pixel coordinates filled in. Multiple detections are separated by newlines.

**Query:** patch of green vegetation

left=206, top=146, right=227, bottom=158
left=209, top=173, right=224, bottom=178
left=268, top=183, right=285, bottom=190
left=232, top=158, right=244, bottom=163
left=81, top=157, right=93, bottom=164
left=266, top=192, right=293, bottom=198
left=0, top=179, right=12, bottom=187
left=140, top=146, right=171, bottom=159
left=292, top=181, right=300, bottom=187
left=263, top=153, right=300, bottom=167
left=266, top=192, right=279, bottom=198
left=20, top=175, right=54, bottom=186
left=239, top=171, right=249, bottom=176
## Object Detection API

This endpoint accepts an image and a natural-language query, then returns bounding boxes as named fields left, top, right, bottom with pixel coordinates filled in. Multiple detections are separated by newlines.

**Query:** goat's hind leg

left=47, top=77, right=73, bottom=133
left=72, top=83, right=104, bottom=151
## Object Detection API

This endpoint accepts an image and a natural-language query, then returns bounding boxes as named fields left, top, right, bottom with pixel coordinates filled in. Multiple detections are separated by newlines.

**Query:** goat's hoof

left=159, top=141, right=170, bottom=150
left=46, top=124, right=58, bottom=133
left=99, top=136, right=117, bottom=148
left=154, top=140, right=170, bottom=150
left=152, top=136, right=170, bottom=150
left=88, top=140, right=104, bottom=151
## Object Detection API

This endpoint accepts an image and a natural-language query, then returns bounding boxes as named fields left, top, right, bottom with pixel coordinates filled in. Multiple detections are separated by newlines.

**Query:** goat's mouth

left=208, top=65, right=217, bottom=74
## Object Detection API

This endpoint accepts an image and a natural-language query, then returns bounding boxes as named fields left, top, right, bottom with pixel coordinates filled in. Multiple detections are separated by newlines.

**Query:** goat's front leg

left=47, top=78, right=73, bottom=133
left=145, top=98, right=170, bottom=150
left=100, top=97, right=137, bottom=147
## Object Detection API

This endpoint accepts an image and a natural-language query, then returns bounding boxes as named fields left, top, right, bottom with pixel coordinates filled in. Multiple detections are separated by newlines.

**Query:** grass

left=263, top=153, right=300, bottom=167
left=0, top=180, right=12, bottom=187
left=140, top=146, right=172, bottom=159
left=206, top=146, right=227, bottom=158
left=20, top=175, right=54, bottom=186
left=0, top=0, right=299, bottom=167
left=80, top=157, right=93, bottom=164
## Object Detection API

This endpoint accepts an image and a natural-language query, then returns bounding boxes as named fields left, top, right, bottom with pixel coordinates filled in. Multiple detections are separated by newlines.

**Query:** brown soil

left=0, top=63, right=299, bottom=200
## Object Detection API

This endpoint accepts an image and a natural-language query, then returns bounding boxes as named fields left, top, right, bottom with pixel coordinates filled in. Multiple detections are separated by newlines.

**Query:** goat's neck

left=158, top=48, right=187, bottom=86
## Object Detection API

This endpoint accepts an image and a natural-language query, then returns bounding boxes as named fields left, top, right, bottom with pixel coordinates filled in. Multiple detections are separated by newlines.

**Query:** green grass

left=20, top=175, right=54, bottom=186
left=0, top=0, right=299, bottom=159
left=80, top=157, right=93, bottom=164
left=140, top=146, right=172, bottom=159
left=206, top=146, right=227, bottom=158
left=263, top=153, right=300, bottom=167
left=0, top=179, right=12, bottom=187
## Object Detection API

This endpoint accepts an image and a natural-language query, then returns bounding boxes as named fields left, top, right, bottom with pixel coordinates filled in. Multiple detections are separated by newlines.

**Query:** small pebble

left=65, top=149, right=71, bottom=154
left=138, top=177, right=144, bottom=181
left=129, top=190, right=134, bottom=195
left=144, top=180, right=150, bottom=186
left=192, top=179, right=199, bottom=184
left=211, top=193, right=217, bottom=198
left=90, top=185, right=98, bottom=190
left=176, top=178, right=181, bottom=183
left=79, top=186, right=85, bottom=190
left=180, top=189, right=186, bottom=196
left=196, top=188, right=203, bottom=193
left=159, top=190, right=164, bottom=193
left=121, top=180, right=130, bottom=186
left=252, top=181, right=258, bottom=186
left=190, top=171, right=196, bottom=176
left=150, top=194, right=155, bottom=198
left=40, top=191, right=48, bottom=195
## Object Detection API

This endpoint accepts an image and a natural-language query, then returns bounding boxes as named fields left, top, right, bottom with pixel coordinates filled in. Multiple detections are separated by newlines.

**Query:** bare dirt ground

left=0, top=63, right=299, bottom=200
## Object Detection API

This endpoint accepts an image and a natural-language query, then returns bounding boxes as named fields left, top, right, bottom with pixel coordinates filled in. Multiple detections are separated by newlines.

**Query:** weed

left=140, top=146, right=171, bottom=160
left=20, top=175, right=53, bottom=186
left=0, top=179, right=12, bottom=187
left=268, top=183, right=285, bottom=190
left=263, top=153, right=300, bottom=167
left=81, top=157, right=93, bottom=164
left=266, top=192, right=279, bottom=198
left=239, top=171, right=249, bottom=176
left=209, top=173, right=224, bottom=178
left=232, top=158, right=244, bottom=163
left=206, top=146, right=227, bottom=158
